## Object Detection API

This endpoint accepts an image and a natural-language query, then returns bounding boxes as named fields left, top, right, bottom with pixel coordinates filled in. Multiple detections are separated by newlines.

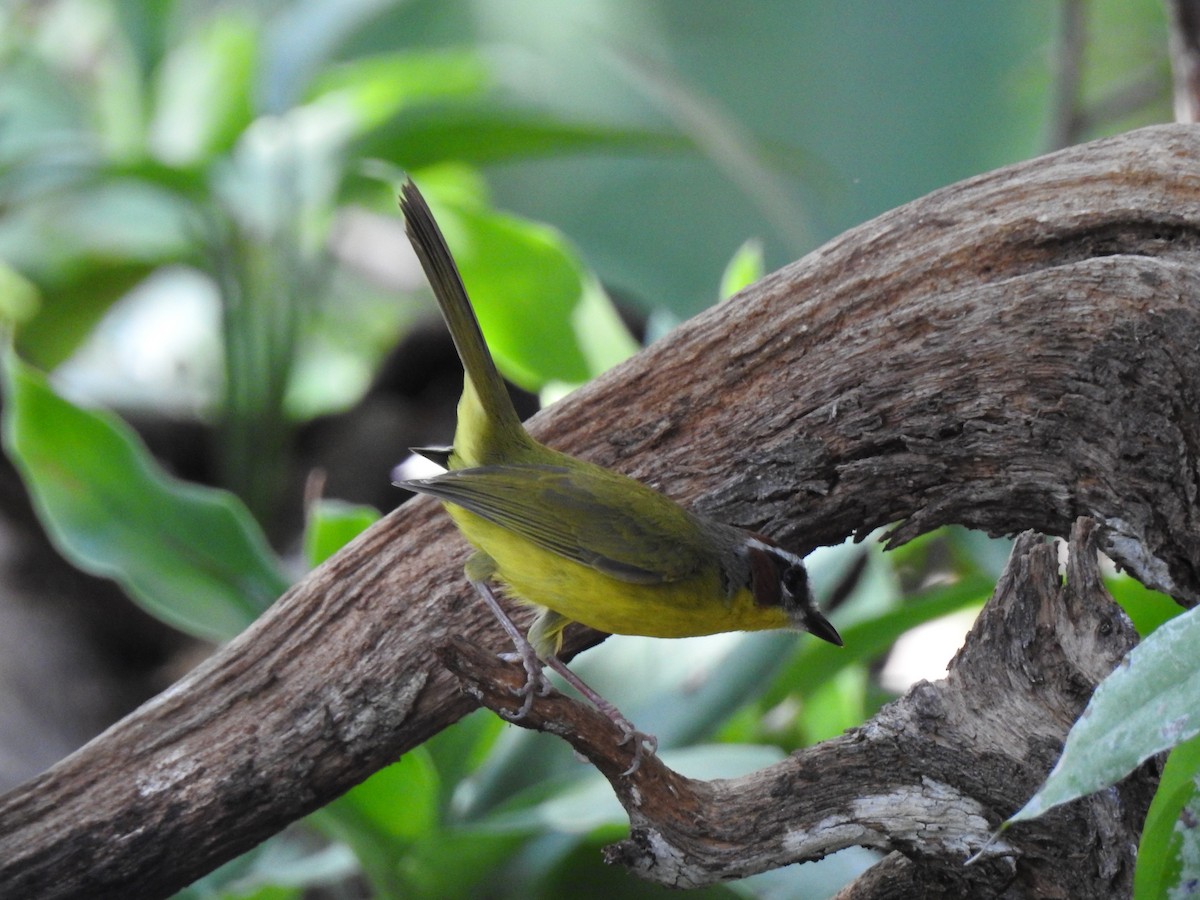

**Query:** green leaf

left=552, top=273, right=640, bottom=392
left=1, top=351, right=288, bottom=641
left=800, top=665, right=869, bottom=744
left=326, top=750, right=441, bottom=845
left=309, top=51, right=491, bottom=136
left=314, top=750, right=441, bottom=896
left=1134, top=731, right=1200, bottom=899
left=422, top=707, right=505, bottom=810
left=366, top=108, right=697, bottom=168
left=148, top=12, right=258, bottom=165
left=718, top=238, right=763, bottom=300
left=303, top=498, right=380, bottom=567
left=1009, top=604, right=1200, bottom=826
left=5, top=177, right=198, bottom=367
left=0, top=262, right=40, bottom=326
left=395, top=828, right=527, bottom=899
left=1108, top=573, right=1182, bottom=638
left=14, top=260, right=156, bottom=369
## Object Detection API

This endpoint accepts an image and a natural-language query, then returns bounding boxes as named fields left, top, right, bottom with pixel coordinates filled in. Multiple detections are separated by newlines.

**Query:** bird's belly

left=448, top=506, right=787, bottom=638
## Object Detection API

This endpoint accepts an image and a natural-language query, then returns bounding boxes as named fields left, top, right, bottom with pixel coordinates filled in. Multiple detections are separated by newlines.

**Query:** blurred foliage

left=0, top=0, right=1187, bottom=897
left=1, top=352, right=287, bottom=640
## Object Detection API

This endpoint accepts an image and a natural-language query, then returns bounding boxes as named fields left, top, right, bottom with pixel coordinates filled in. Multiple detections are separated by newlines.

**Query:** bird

left=396, top=179, right=841, bottom=773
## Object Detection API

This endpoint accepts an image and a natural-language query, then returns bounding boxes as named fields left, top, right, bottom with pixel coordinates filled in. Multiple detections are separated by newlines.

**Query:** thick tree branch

left=2, top=123, right=1199, bottom=896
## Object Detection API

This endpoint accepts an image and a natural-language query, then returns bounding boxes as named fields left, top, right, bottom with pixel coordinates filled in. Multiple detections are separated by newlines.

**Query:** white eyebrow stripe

left=744, top=536, right=806, bottom=568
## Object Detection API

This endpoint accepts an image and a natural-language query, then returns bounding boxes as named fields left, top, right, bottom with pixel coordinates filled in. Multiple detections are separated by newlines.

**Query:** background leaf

left=1, top=351, right=289, bottom=641
left=308, top=50, right=492, bottom=135
left=1133, top=731, right=1200, bottom=899
left=718, top=238, right=764, bottom=301
left=0, top=262, right=40, bottom=325
left=303, top=498, right=381, bottom=567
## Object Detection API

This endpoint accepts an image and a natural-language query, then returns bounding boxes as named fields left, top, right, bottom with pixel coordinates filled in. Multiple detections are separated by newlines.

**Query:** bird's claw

left=617, top=727, right=658, bottom=776
left=497, top=651, right=551, bottom=721
left=604, top=706, right=658, bottom=775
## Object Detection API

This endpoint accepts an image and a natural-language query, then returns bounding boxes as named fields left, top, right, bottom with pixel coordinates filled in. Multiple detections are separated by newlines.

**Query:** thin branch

left=1046, top=0, right=1088, bottom=149
left=1168, top=0, right=1200, bottom=121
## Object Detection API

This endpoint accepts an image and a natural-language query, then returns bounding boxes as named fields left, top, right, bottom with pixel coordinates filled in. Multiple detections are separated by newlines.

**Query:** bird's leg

left=527, top=608, right=657, bottom=773
left=540, top=654, right=658, bottom=776
left=470, top=579, right=550, bottom=720
left=469, top=580, right=656, bottom=775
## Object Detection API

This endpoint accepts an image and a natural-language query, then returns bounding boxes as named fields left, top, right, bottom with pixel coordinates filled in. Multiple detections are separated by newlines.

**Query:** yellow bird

left=397, top=181, right=840, bottom=770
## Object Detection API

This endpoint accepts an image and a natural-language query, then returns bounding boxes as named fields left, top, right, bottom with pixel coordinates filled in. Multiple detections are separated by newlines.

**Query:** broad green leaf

left=303, top=498, right=380, bottom=567
left=568, top=273, right=640, bottom=380
left=800, top=665, right=869, bottom=745
left=14, top=260, right=156, bottom=369
left=1, top=351, right=288, bottom=641
left=5, top=177, right=197, bottom=367
left=313, top=750, right=442, bottom=896
left=1134, top=731, right=1200, bottom=899
left=1108, top=573, right=1182, bottom=638
left=1010, top=604, right=1200, bottom=826
left=718, top=238, right=763, bottom=300
left=394, top=829, right=526, bottom=899
left=423, top=707, right=505, bottom=810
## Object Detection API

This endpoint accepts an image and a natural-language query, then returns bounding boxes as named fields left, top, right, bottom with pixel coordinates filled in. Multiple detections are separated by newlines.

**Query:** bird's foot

left=471, top=579, right=658, bottom=774
left=614, top=724, right=658, bottom=776
left=590, top=695, right=657, bottom=775
left=543, top=655, right=658, bottom=776
left=472, top=581, right=553, bottom=720
left=497, top=650, right=553, bottom=720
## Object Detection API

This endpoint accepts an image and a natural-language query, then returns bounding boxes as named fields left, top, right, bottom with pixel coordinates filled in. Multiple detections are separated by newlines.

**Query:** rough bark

left=2, top=123, right=1199, bottom=897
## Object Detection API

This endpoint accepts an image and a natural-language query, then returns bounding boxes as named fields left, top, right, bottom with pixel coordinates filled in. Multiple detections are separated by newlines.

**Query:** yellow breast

left=446, top=505, right=790, bottom=639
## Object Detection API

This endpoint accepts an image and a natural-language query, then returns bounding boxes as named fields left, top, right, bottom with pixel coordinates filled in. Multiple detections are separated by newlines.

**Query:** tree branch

left=3, top=124, right=1199, bottom=896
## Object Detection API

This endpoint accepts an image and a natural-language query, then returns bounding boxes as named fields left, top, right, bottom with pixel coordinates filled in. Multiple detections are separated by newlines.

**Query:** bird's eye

left=782, top=565, right=808, bottom=598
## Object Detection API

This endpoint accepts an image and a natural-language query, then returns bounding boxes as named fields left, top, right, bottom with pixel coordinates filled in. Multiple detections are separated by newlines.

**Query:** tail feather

left=400, top=180, right=526, bottom=462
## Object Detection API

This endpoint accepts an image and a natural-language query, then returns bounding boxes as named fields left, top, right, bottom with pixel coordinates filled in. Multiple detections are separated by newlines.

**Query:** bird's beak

left=805, top=607, right=843, bottom=647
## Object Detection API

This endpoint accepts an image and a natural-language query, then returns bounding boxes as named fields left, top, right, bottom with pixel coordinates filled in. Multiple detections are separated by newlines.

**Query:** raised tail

left=400, top=180, right=528, bottom=464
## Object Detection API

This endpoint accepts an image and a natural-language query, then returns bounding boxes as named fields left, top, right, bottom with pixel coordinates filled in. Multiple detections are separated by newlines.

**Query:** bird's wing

left=401, top=463, right=711, bottom=584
